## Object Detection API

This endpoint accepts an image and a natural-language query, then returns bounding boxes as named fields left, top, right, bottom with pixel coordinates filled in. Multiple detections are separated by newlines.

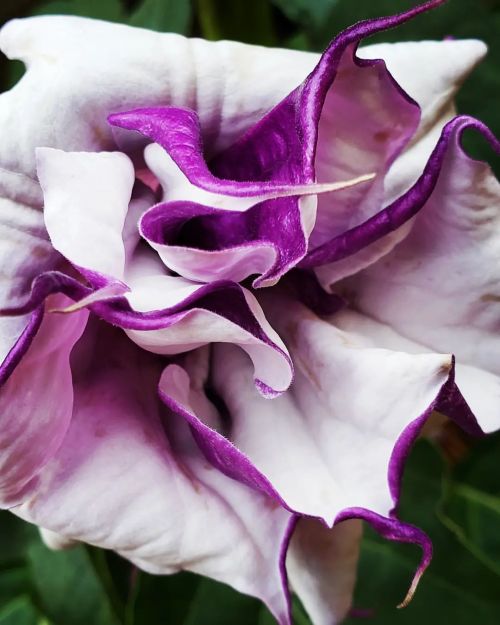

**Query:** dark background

left=0, top=1, right=499, bottom=624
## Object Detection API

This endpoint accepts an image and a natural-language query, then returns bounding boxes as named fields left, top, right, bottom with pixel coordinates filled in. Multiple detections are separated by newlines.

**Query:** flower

left=0, top=1, right=499, bottom=624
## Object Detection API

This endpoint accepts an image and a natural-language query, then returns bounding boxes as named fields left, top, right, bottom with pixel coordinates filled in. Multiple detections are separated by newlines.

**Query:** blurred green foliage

left=0, top=0, right=499, bottom=623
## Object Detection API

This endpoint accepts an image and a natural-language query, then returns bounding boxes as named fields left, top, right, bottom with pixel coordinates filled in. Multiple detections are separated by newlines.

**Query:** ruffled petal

left=110, top=108, right=370, bottom=287
left=11, top=325, right=293, bottom=625
left=342, top=118, right=500, bottom=431
left=4, top=266, right=293, bottom=395
left=304, top=38, right=487, bottom=286
left=160, top=300, right=471, bottom=615
left=0, top=296, right=87, bottom=506
left=29, top=147, right=293, bottom=394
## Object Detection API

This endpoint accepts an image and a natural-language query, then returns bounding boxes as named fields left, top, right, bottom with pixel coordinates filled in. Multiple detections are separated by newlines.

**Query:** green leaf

left=129, top=0, right=192, bottom=34
left=0, top=596, right=39, bottom=625
left=270, top=0, right=338, bottom=30
left=342, top=441, right=500, bottom=625
left=125, top=571, right=199, bottom=625
left=438, top=432, right=500, bottom=577
left=182, top=578, right=263, bottom=625
left=0, top=512, right=37, bottom=568
left=195, top=0, right=277, bottom=45
left=29, top=0, right=124, bottom=20
left=28, top=542, right=121, bottom=625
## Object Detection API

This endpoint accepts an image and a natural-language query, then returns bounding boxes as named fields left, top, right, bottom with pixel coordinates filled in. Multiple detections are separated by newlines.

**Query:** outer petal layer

left=0, top=297, right=87, bottom=506
left=343, top=118, right=500, bottom=431
left=12, top=325, right=293, bottom=625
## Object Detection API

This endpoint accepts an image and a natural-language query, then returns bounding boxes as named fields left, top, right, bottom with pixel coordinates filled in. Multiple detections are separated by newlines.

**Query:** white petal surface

left=37, top=148, right=135, bottom=280
left=194, top=299, right=452, bottom=524
left=288, top=519, right=362, bottom=625
left=13, top=326, right=293, bottom=624
left=343, top=120, right=500, bottom=432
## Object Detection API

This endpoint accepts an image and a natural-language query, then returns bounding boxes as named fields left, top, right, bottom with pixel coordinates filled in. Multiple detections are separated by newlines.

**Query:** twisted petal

left=161, top=299, right=475, bottom=616
left=343, top=118, right=500, bottom=432
left=11, top=325, right=293, bottom=625
left=32, top=147, right=292, bottom=393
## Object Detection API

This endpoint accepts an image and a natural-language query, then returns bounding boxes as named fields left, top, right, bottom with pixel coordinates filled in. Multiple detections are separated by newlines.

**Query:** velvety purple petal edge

left=161, top=349, right=486, bottom=616
left=0, top=308, right=43, bottom=386
left=388, top=356, right=485, bottom=514
left=1, top=271, right=293, bottom=394
left=108, top=2, right=441, bottom=199
left=334, top=507, right=433, bottom=609
left=301, top=115, right=500, bottom=268
left=139, top=198, right=306, bottom=288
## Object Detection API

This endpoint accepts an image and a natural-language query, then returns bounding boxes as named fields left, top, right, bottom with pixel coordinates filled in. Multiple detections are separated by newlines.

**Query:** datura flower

left=0, top=1, right=499, bottom=623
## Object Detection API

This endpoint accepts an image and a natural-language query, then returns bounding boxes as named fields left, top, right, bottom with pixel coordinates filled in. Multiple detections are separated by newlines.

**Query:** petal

left=287, top=518, right=362, bottom=625
left=110, top=108, right=369, bottom=287
left=36, top=147, right=135, bottom=282
left=358, top=39, right=487, bottom=146
left=5, top=265, right=293, bottom=396
left=109, top=2, right=450, bottom=286
left=12, top=325, right=293, bottom=625
left=0, top=14, right=318, bottom=180
left=206, top=300, right=454, bottom=523
left=342, top=118, right=500, bottom=431
left=160, top=304, right=458, bottom=616
left=0, top=296, right=87, bottom=506
left=122, top=269, right=293, bottom=395
left=304, top=38, right=487, bottom=285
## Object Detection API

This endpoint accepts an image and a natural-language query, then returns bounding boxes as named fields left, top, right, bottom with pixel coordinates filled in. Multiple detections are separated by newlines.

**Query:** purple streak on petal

left=388, top=356, right=485, bottom=515
left=334, top=507, right=433, bottom=609
left=0, top=308, right=43, bottom=386
left=301, top=116, right=500, bottom=268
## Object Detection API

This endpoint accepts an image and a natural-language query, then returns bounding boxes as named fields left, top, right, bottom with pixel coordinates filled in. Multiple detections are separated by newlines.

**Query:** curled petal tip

left=397, top=557, right=429, bottom=609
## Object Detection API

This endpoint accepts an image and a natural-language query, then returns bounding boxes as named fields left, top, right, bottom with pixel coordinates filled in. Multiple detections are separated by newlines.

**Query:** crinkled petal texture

left=343, top=118, right=500, bottom=433
left=106, top=6, right=486, bottom=290
left=12, top=322, right=294, bottom=625
left=0, top=14, right=316, bottom=363
left=2, top=3, right=500, bottom=625
left=34, top=147, right=293, bottom=395
left=158, top=295, right=485, bottom=622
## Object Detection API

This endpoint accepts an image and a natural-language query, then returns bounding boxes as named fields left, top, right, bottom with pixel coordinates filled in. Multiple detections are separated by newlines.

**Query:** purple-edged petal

left=110, top=108, right=372, bottom=287
left=206, top=301, right=456, bottom=522
left=159, top=308, right=458, bottom=619
left=109, top=2, right=473, bottom=288
left=302, top=38, right=487, bottom=285
left=12, top=324, right=293, bottom=625
left=122, top=268, right=293, bottom=394
left=0, top=296, right=87, bottom=506
left=160, top=297, right=483, bottom=521
left=31, top=147, right=293, bottom=394
left=342, top=118, right=500, bottom=431
left=5, top=265, right=293, bottom=396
